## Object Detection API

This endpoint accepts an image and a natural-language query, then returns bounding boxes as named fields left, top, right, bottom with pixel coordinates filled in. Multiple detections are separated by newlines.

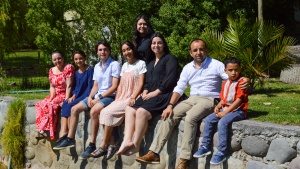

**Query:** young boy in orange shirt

left=193, top=57, right=248, bottom=164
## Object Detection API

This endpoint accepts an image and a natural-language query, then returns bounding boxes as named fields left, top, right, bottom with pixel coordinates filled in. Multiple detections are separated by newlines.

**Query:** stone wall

left=0, top=96, right=300, bottom=169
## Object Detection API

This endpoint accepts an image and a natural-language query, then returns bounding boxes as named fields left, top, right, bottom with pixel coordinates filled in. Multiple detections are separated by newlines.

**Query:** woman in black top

left=132, top=15, right=154, bottom=64
left=117, top=33, right=179, bottom=156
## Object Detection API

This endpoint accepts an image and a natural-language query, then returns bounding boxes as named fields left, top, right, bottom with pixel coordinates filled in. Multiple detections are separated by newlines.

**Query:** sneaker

left=79, top=144, right=96, bottom=160
left=210, top=152, right=227, bottom=165
left=193, top=146, right=211, bottom=158
left=135, top=151, right=160, bottom=164
left=56, top=133, right=68, bottom=144
left=175, top=158, right=188, bottom=169
left=53, top=139, right=75, bottom=150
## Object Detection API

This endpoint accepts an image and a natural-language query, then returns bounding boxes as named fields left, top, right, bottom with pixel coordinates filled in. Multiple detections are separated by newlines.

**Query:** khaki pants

left=149, top=96, right=216, bottom=160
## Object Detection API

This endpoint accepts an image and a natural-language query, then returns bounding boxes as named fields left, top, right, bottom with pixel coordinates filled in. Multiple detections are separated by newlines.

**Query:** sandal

left=106, top=144, right=119, bottom=160
left=35, top=131, right=48, bottom=138
left=90, top=147, right=107, bottom=158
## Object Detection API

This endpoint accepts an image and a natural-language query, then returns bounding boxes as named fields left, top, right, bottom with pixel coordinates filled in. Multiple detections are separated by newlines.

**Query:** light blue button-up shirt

left=173, top=56, right=228, bottom=98
left=93, top=57, right=121, bottom=97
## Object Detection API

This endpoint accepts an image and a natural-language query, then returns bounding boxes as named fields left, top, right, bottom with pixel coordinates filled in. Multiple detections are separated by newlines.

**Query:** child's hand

left=214, top=106, right=220, bottom=113
left=216, top=111, right=227, bottom=118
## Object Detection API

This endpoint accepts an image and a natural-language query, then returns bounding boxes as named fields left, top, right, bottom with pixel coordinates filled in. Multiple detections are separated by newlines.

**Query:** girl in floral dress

left=36, top=51, right=75, bottom=140
left=90, top=41, right=146, bottom=159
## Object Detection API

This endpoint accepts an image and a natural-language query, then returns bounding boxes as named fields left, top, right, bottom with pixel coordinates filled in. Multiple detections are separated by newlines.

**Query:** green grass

left=248, top=78, right=300, bottom=125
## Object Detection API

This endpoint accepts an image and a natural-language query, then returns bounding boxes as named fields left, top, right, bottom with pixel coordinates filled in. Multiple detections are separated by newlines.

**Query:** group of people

left=35, top=14, right=249, bottom=169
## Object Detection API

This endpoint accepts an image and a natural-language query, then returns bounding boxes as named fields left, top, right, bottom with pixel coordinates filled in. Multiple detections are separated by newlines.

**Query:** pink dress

left=36, top=64, right=75, bottom=140
left=100, top=60, right=146, bottom=127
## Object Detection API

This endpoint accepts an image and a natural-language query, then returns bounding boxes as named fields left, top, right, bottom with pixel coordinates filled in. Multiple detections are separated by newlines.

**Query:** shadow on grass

left=252, top=87, right=300, bottom=95
left=247, top=109, right=269, bottom=118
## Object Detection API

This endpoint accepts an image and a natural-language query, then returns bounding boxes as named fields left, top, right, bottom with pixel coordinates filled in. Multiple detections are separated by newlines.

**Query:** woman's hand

left=142, top=92, right=157, bottom=100
left=67, top=95, right=75, bottom=103
left=128, top=98, right=136, bottom=106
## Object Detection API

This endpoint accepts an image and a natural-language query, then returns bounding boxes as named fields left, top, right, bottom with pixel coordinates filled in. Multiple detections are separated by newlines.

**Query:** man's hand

left=161, top=106, right=173, bottom=121
left=239, top=77, right=250, bottom=90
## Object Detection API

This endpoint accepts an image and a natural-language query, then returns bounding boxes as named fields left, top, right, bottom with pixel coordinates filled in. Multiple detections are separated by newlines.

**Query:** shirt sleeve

left=111, top=61, right=121, bottom=78
left=173, top=65, right=189, bottom=96
left=158, top=54, right=179, bottom=93
left=137, top=60, right=147, bottom=75
left=88, top=67, right=94, bottom=93
left=65, top=64, right=75, bottom=78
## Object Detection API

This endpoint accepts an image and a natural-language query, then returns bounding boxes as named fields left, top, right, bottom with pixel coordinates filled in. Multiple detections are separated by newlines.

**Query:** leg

left=89, top=103, right=104, bottom=143
left=100, top=125, right=114, bottom=148
left=180, top=96, right=215, bottom=160
left=60, top=117, right=68, bottom=137
left=201, top=113, right=219, bottom=148
left=217, top=110, right=244, bottom=154
left=124, top=108, right=152, bottom=155
left=117, top=106, right=136, bottom=155
left=68, top=102, right=87, bottom=139
left=148, top=99, right=194, bottom=154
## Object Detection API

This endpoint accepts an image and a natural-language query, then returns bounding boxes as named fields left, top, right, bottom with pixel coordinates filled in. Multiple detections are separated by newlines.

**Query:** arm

left=214, top=100, right=224, bottom=114
left=239, top=77, right=250, bottom=90
left=161, top=92, right=181, bottom=121
left=88, top=80, right=99, bottom=107
left=129, top=73, right=145, bottom=106
left=216, top=98, right=242, bottom=118
left=65, top=75, right=74, bottom=100
left=49, top=83, right=55, bottom=101
left=101, top=77, right=120, bottom=98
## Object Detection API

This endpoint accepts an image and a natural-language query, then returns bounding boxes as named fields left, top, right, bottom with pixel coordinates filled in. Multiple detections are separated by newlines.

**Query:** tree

left=151, top=0, right=257, bottom=68
left=0, top=0, right=34, bottom=57
left=201, top=16, right=297, bottom=88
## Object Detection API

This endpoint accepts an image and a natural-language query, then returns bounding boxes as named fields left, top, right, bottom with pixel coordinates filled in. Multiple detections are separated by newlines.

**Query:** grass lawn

left=248, top=78, right=300, bottom=125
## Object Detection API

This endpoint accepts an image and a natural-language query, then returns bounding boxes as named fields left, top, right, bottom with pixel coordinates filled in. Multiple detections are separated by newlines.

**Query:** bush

left=0, top=99, right=26, bottom=169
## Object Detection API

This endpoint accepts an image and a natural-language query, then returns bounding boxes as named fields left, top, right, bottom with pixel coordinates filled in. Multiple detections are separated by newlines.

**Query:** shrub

left=0, top=99, right=26, bottom=169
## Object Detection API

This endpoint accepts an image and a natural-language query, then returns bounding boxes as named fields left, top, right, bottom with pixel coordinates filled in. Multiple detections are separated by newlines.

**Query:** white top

left=93, top=57, right=121, bottom=97
left=120, top=59, right=147, bottom=76
left=173, top=56, right=228, bottom=98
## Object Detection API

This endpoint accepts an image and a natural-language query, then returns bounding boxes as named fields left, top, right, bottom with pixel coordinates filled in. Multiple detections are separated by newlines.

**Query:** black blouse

left=144, top=53, right=178, bottom=94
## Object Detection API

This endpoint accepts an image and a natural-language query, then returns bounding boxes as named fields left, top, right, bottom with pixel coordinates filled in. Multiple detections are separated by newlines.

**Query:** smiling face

left=73, top=53, right=86, bottom=68
left=225, top=63, right=241, bottom=81
left=121, top=44, right=135, bottom=62
left=151, top=37, right=164, bottom=56
left=137, top=18, right=148, bottom=37
left=189, top=40, right=208, bottom=65
left=51, top=53, right=64, bottom=68
left=97, top=44, right=110, bottom=61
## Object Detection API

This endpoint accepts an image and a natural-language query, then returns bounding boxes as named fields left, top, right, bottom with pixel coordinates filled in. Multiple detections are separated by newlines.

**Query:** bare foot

left=123, top=145, right=139, bottom=156
left=116, top=140, right=134, bottom=155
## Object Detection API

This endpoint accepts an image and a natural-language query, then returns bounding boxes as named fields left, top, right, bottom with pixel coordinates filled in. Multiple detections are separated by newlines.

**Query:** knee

left=185, top=114, right=199, bottom=125
left=136, top=109, right=151, bottom=120
left=71, top=107, right=80, bottom=116
left=90, top=110, right=100, bottom=119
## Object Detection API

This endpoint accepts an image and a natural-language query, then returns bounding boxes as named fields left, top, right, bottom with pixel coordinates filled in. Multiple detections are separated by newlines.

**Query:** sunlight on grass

left=248, top=78, right=300, bottom=125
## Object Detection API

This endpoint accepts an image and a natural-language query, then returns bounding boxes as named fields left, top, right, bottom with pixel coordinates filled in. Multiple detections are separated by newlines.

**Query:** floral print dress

left=36, top=64, right=75, bottom=140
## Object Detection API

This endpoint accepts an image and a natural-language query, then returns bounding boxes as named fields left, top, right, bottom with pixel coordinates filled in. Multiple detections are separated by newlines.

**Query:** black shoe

left=56, top=133, right=68, bottom=144
left=79, top=144, right=96, bottom=160
left=53, top=138, right=75, bottom=150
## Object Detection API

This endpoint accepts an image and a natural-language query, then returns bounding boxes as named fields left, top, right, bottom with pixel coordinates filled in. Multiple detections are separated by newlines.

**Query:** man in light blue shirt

left=136, top=39, right=248, bottom=169
left=53, top=41, right=121, bottom=160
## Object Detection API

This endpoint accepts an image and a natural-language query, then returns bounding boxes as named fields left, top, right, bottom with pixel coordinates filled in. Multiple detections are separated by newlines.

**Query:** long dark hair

left=146, top=33, right=170, bottom=63
left=120, top=41, right=143, bottom=64
left=132, top=15, right=154, bottom=47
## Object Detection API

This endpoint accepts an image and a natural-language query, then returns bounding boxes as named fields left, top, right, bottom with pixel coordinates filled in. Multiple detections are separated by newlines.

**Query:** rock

left=297, top=141, right=300, bottom=154
left=246, top=161, right=280, bottom=169
left=229, top=136, right=242, bottom=151
left=242, top=136, right=269, bottom=157
left=266, top=138, right=297, bottom=164
left=25, top=147, right=35, bottom=160
left=35, top=145, right=53, bottom=167
left=288, top=157, right=300, bottom=169
left=26, top=106, right=36, bottom=125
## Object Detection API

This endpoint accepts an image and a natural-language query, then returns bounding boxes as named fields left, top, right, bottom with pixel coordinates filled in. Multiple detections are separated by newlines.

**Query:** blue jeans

left=201, top=109, right=245, bottom=154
